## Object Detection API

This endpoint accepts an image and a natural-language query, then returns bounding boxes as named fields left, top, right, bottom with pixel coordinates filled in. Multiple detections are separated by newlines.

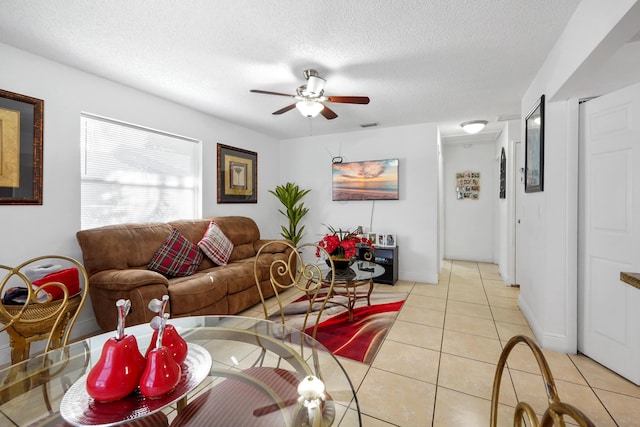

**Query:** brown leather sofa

left=76, top=216, right=292, bottom=331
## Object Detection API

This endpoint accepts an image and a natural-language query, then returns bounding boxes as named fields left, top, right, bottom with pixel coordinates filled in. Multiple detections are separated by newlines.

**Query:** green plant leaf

left=270, top=182, right=311, bottom=245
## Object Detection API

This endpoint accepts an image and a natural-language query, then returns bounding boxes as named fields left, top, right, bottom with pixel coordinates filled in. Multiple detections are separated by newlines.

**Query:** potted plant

left=269, top=182, right=311, bottom=246
left=316, top=225, right=374, bottom=271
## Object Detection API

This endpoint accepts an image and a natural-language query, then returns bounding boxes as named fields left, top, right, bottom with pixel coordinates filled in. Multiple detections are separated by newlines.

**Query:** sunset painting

left=332, top=158, right=399, bottom=201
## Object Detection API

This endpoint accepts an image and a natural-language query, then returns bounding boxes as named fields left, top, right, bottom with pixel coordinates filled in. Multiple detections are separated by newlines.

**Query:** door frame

left=508, top=137, right=520, bottom=286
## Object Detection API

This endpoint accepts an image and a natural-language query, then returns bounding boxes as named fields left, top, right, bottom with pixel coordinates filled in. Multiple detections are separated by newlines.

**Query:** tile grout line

left=431, top=261, right=452, bottom=426
left=478, top=262, right=522, bottom=422
left=566, top=355, right=620, bottom=426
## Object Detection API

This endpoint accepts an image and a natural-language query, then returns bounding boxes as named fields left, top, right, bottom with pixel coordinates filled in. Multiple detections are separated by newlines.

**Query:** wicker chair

left=490, top=335, right=596, bottom=427
left=0, top=255, right=89, bottom=364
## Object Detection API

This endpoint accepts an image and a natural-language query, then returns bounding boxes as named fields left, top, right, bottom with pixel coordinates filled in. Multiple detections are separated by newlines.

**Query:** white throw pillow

left=198, top=221, right=233, bottom=265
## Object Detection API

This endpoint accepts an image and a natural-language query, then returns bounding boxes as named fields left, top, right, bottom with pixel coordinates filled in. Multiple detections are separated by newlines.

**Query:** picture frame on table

left=385, top=234, right=396, bottom=247
left=0, top=89, right=43, bottom=205
left=375, top=233, right=396, bottom=247
left=525, top=94, right=545, bottom=193
left=217, top=143, right=257, bottom=203
left=367, top=233, right=377, bottom=245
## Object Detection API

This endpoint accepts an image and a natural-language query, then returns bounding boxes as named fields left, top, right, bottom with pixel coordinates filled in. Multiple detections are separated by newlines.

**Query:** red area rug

left=280, top=290, right=407, bottom=364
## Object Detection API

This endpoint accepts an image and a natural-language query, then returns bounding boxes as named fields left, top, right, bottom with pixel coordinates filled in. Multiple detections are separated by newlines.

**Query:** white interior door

left=578, top=81, right=640, bottom=384
left=514, top=138, right=525, bottom=287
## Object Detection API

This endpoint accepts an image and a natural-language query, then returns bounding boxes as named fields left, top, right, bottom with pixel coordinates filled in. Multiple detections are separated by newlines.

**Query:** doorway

left=578, top=81, right=640, bottom=385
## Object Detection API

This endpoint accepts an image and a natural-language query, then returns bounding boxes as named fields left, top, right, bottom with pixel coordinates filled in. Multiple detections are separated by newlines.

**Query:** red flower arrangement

left=316, top=226, right=374, bottom=259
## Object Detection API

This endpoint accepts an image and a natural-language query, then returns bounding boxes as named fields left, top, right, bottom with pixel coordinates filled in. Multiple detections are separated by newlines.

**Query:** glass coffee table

left=318, top=261, right=385, bottom=322
left=0, top=316, right=361, bottom=426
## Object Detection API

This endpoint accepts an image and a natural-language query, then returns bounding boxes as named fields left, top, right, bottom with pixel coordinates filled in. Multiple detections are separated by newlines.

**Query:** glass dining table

left=0, top=315, right=361, bottom=426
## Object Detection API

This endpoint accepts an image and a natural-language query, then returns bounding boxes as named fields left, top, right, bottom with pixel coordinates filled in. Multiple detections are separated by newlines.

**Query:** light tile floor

left=6, top=260, right=636, bottom=426
left=244, top=259, right=640, bottom=426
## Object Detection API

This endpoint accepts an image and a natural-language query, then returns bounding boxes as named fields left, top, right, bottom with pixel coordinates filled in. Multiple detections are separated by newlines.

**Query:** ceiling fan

left=250, top=69, right=370, bottom=120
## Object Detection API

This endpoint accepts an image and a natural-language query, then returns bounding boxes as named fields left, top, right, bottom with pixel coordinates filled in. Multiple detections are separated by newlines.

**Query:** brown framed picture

left=525, top=94, right=544, bottom=193
left=0, top=89, right=43, bottom=205
left=217, top=143, right=257, bottom=203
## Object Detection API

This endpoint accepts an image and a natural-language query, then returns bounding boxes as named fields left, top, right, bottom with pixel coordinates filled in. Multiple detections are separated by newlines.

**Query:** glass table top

left=316, top=260, right=385, bottom=282
left=0, top=315, right=361, bottom=426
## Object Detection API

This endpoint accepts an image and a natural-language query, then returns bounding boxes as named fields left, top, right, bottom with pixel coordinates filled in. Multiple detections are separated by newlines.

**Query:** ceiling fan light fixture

left=296, top=100, right=324, bottom=117
left=306, top=75, right=326, bottom=96
left=460, top=120, right=488, bottom=134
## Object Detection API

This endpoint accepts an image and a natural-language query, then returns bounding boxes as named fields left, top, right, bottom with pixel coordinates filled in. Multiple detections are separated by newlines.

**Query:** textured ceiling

left=0, top=0, right=582, bottom=141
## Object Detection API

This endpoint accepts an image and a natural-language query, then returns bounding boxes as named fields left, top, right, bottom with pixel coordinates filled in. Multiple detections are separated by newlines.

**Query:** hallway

left=334, top=259, right=640, bottom=425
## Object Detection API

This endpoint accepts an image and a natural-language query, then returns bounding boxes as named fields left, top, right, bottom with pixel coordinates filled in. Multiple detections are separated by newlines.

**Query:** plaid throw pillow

left=198, top=220, right=233, bottom=265
left=148, top=228, right=203, bottom=277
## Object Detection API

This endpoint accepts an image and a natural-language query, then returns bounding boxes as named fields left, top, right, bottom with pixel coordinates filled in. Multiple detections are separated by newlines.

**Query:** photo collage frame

left=456, top=171, right=480, bottom=200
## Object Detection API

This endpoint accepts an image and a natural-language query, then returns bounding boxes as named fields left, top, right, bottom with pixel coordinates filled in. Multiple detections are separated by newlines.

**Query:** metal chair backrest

left=490, top=334, right=596, bottom=427
left=253, top=241, right=335, bottom=339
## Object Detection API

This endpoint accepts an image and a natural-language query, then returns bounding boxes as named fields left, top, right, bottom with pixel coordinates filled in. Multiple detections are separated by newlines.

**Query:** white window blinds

left=80, top=114, right=200, bottom=230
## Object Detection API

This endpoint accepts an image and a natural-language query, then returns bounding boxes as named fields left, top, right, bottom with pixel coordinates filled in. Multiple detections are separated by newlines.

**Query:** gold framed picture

left=0, top=89, right=43, bottom=205
left=216, top=143, right=257, bottom=203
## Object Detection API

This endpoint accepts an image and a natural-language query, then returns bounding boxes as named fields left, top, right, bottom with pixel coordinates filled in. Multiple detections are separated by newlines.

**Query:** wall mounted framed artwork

left=332, top=158, right=399, bottom=201
left=525, top=94, right=545, bottom=193
left=455, top=171, right=480, bottom=200
left=0, top=89, right=43, bottom=205
left=499, top=147, right=506, bottom=199
left=217, top=143, right=257, bottom=203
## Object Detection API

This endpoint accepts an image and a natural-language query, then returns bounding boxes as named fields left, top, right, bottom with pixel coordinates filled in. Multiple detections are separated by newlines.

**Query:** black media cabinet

left=372, top=246, right=398, bottom=285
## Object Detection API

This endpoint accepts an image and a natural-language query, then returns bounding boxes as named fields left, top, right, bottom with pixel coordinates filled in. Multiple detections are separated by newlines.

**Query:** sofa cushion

left=167, top=271, right=229, bottom=316
left=76, top=222, right=174, bottom=276
left=148, top=228, right=203, bottom=277
left=198, top=221, right=233, bottom=265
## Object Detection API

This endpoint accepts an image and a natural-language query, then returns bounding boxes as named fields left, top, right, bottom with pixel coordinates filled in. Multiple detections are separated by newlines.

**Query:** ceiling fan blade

left=272, top=104, right=296, bottom=115
left=325, top=96, right=370, bottom=104
left=320, top=104, right=338, bottom=120
left=250, top=89, right=295, bottom=98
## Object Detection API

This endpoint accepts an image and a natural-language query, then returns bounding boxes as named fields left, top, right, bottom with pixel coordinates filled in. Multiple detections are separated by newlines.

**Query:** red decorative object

left=139, top=346, right=182, bottom=399
left=140, top=307, right=183, bottom=399
left=86, top=300, right=146, bottom=402
left=85, top=334, right=146, bottom=402
left=316, top=226, right=374, bottom=259
left=31, top=267, right=81, bottom=301
left=146, top=323, right=188, bottom=365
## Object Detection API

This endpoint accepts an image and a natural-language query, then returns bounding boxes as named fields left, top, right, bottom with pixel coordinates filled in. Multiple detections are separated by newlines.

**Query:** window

left=80, top=114, right=200, bottom=230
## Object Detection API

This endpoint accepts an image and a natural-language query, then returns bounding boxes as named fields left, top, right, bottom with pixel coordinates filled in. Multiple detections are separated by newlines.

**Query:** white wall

left=517, top=0, right=640, bottom=353
left=496, top=120, right=520, bottom=285
left=437, top=129, right=445, bottom=272
left=279, top=123, right=440, bottom=284
left=442, top=142, right=496, bottom=262
left=495, top=127, right=509, bottom=275
left=0, top=42, right=282, bottom=364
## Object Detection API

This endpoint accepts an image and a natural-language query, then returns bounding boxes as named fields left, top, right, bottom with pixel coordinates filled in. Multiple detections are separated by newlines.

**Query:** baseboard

left=518, top=294, right=575, bottom=354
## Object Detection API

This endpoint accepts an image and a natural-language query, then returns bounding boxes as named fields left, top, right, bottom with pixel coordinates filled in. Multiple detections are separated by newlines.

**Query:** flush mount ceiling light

left=296, top=99, right=325, bottom=117
left=460, top=120, right=488, bottom=134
